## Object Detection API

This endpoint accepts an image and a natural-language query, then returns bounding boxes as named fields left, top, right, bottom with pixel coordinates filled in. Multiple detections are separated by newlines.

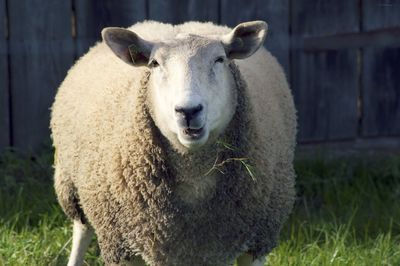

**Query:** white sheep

left=51, top=20, right=296, bottom=266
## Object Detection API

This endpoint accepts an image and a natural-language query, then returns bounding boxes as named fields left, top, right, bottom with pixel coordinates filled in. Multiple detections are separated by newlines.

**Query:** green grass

left=0, top=148, right=102, bottom=265
left=0, top=148, right=400, bottom=265
left=269, top=156, right=400, bottom=266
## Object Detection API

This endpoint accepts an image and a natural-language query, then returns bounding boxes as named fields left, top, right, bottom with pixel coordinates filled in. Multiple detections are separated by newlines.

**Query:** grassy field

left=0, top=147, right=399, bottom=265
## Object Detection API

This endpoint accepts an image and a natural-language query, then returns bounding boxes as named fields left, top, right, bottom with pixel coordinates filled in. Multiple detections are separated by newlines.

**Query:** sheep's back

left=51, top=41, right=142, bottom=184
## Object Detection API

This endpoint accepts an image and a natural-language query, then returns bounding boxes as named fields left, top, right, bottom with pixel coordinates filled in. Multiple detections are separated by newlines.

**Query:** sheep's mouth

left=182, top=127, right=205, bottom=139
left=177, top=126, right=209, bottom=148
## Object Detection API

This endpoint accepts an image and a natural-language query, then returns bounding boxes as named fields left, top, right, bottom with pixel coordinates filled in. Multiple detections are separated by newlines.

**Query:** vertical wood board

left=292, top=51, right=359, bottom=142
left=291, top=0, right=360, bottom=142
left=362, top=0, right=400, bottom=30
left=220, top=0, right=290, bottom=75
left=74, top=0, right=147, bottom=57
left=291, top=0, right=359, bottom=37
left=0, top=0, right=9, bottom=149
left=362, top=47, right=400, bottom=136
left=148, top=0, right=219, bottom=24
left=361, top=0, right=400, bottom=136
left=8, top=1, right=74, bottom=150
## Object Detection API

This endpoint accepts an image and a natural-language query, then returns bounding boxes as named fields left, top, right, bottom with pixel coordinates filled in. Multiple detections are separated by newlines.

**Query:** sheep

left=51, top=20, right=297, bottom=266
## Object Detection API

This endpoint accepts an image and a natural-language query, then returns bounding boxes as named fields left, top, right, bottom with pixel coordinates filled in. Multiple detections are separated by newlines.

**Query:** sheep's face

left=102, top=21, right=267, bottom=151
left=147, top=37, right=236, bottom=149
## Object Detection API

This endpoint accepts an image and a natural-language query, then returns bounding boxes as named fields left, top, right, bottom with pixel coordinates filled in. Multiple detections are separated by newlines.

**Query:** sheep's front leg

left=67, top=220, right=94, bottom=266
left=237, top=253, right=266, bottom=266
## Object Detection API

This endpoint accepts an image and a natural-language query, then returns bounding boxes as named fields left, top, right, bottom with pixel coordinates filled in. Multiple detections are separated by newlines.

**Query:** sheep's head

left=102, top=21, right=267, bottom=151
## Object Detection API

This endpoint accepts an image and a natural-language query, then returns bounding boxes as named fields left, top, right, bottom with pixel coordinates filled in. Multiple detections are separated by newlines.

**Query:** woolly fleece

left=51, top=21, right=297, bottom=266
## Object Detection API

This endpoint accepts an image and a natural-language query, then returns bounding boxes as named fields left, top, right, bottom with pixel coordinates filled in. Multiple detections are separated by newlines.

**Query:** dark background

left=0, top=0, right=399, bottom=153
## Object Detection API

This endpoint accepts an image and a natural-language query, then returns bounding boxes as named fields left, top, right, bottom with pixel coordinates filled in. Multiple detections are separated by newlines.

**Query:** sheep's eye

left=149, top=59, right=159, bottom=68
left=215, top=57, right=224, bottom=64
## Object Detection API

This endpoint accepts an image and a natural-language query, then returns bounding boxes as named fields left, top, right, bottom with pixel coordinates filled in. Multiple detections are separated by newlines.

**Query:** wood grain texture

left=148, top=0, right=219, bottom=24
left=362, top=48, right=400, bottom=136
left=291, top=0, right=359, bottom=142
left=291, top=0, right=359, bottom=36
left=220, top=0, right=290, bottom=75
left=362, top=0, right=400, bottom=30
left=1, top=1, right=399, bottom=152
left=74, top=0, right=146, bottom=56
left=361, top=0, right=400, bottom=136
left=0, top=0, right=9, bottom=149
left=303, top=27, right=400, bottom=51
left=291, top=51, right=359, bottom=142
left=8, top=1, right=74, bottom=150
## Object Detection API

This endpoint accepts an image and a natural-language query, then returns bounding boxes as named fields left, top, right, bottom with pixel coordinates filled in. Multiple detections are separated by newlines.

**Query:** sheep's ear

left=102, top=27, right=154, bottom=66
left=222, top=21, right=268, bottom=59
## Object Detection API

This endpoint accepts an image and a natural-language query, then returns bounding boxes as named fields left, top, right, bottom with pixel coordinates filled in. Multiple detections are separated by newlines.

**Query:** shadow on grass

left=0, top=145, right=60, bottom=227
left=291, top=156, right=400, bottom=238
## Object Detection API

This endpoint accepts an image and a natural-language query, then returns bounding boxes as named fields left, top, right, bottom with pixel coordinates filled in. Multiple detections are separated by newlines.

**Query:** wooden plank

left=362, top=48, right=400, bottom=136
left=148, top=0, right=219, bottom=24
left=8, top=1, right=74, bottom=151
left=292, top=50, right=359, bottom=142
left=220, top=0, right=290, bottom=75
left=291, top=0, right=359, bottom=37
left=291, top=0, right=360, bottom=142
left=361, top=1, right=400, bottom=137
left=74, top=0, right=146, bottom=57
left=303, top=27, right=400, bottom=51
left=0, top=0, right=9, bottom=150
left=362, top=0, right=400, bottom=31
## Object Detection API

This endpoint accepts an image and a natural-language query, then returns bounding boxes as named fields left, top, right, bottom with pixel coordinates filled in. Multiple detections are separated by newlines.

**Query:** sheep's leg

left=237, top=253, right=266, bottom=266
left=67, top=220, right=94, bottom=266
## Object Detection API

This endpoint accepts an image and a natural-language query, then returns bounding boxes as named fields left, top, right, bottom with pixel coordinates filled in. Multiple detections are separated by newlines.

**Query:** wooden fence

left=0, top=0, right=399, bottom=152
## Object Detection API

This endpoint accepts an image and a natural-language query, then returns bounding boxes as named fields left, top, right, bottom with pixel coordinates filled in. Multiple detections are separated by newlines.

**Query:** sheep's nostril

left=175, top=104, right=203, bottom=119
left=175, top=104, right=203, bottom=127
left=192, top=104, right=203, bottom=114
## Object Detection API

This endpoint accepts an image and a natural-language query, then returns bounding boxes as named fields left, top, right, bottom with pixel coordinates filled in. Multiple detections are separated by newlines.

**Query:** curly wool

left=51, top=21, right=296, bottom=266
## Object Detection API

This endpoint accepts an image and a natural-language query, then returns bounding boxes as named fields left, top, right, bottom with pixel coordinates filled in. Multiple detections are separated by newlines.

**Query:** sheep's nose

left=175, top=104, right=203, bottom=127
